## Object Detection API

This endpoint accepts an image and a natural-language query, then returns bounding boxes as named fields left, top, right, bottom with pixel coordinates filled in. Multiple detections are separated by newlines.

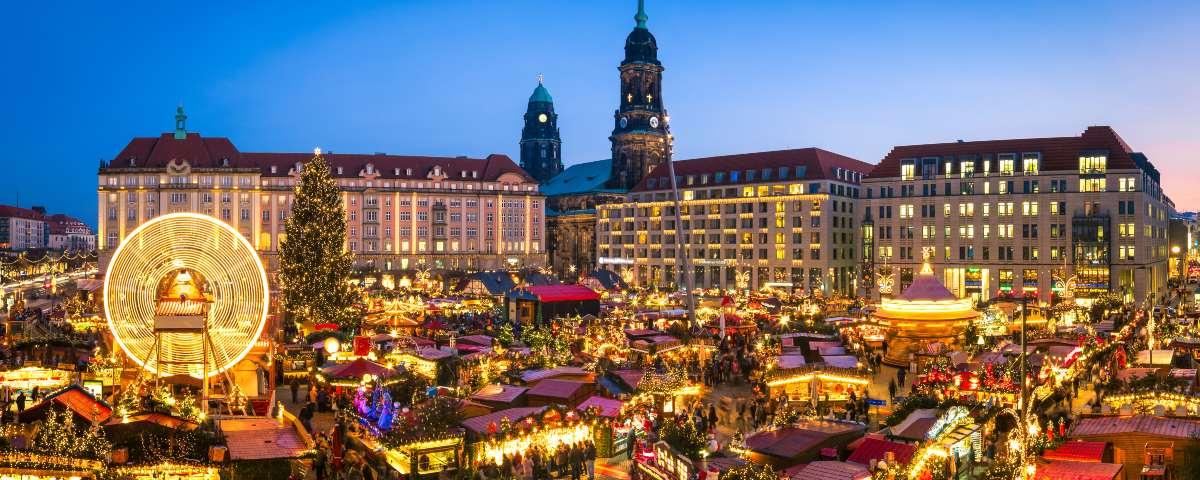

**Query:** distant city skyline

left=5, top=0, right=1199, bottom=224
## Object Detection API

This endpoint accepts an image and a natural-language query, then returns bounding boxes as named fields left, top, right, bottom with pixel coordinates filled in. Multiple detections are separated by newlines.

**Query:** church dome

left=528, top=83, right=553, bottom=104
left=623, top=0, right=660, bottom=65
left=623, top=27, right=659, bottom=65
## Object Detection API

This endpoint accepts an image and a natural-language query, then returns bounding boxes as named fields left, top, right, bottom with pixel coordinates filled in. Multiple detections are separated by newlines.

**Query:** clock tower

left=520, top=76, right=563, bottom=184
left=608, top=0, right=672, bottom=190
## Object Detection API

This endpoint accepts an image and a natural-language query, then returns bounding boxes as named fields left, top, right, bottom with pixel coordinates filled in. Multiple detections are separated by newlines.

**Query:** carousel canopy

left=322, top=358, right=397, bottom=379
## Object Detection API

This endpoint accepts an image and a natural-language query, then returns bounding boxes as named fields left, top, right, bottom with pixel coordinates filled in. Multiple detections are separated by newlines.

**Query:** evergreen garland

left=279, top=151, right=362, bottom=332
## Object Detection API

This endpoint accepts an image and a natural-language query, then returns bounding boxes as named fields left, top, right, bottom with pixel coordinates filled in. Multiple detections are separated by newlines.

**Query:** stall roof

left=470, top=384, right=528, bottom=404
left=219, top=417, right=311, bottom=460
left=526, top=379, right=588, bottom=399
left=517, top=285, right=600, bottom=302
left=821, top=356, right=860, bottom=369
left=521, top=366, right=590, bottom=384
left=457, top=335, right=494, bottom=347
left=778, top=355, right=807, bottom=370
left=746, top=419, right=863, bottom=459
left=1032, top=460, right=1122, bottom=480
left=577, top=396, right=623, bottom=418
left=1071, top=415, right=1200, bottom=439
left=18, top=384, right=112, bottom=424
left=788, top=461, right=869, bottom=480
left=889, top=409, right=938, bottom=441
left=462, top=407, right=546, bottom=434
left=846, top=437, right=916, bottom=466
left=1043, top=441, right=1107, bottom=463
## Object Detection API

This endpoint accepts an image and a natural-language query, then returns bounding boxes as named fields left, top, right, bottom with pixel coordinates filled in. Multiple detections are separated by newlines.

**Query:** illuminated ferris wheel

left=104, top=213, right=269, bottom=379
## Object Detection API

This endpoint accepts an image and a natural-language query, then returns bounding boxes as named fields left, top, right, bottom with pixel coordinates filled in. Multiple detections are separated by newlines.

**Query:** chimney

left=31, top=206, right=47, bottom=216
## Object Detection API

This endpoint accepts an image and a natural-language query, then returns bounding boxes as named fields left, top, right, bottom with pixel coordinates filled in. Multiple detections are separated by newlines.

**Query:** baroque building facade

left=98, top=109, right=545, bottom=272
left=860, top=126, right=1171, bottom=303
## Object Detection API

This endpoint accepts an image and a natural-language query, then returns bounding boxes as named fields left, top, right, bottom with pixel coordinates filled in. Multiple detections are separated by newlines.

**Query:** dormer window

left=294, top=162, right=303, bottom=173
left=406, top=168, right=413, bottom=176
left=393, top=168, right=401, bottom=176
left=128, top=157, right=137, bottom=167
left=336, top=166, right=344, bottom=175
left=270, top=165, right=278, bottom=174
left=472, top=171, right=478, bottom=178
left=221, top=157, right=230, bottom=167
left=365, top=163, right=374, bottom=174
left=461, top=171, right=467, bottom=178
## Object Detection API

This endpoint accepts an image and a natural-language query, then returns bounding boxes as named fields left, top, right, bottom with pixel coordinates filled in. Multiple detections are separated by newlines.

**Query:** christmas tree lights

left=280, top=150, right=362, bottom=332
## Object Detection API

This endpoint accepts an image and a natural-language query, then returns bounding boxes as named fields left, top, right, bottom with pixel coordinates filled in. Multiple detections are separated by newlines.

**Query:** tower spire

left=174, top=104, right=188, bottom=140
left=634, top=0, right=648, bottom=29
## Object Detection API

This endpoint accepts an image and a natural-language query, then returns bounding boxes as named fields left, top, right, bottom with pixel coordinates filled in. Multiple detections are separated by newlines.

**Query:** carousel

left=875, top=254, right=979, bottom=368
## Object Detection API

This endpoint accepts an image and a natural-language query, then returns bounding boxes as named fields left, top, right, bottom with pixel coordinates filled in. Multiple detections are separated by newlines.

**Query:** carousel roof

left=897, top=270, right=958, bottom=302
left=322, top=358, right=397, bottom=379
left=874, top=261, right=979, bottom=322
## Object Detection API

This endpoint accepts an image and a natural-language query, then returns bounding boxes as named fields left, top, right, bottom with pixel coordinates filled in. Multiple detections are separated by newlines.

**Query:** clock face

left=619, top=117, right=628, bottom=128
left=538, top=113, right=548, bottom=123
left=650, top=116, right=660, bottom=128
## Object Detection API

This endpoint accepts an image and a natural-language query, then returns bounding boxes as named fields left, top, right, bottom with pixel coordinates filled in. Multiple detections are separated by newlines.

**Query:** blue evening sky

left=3, top=1, right=1198, bottom=225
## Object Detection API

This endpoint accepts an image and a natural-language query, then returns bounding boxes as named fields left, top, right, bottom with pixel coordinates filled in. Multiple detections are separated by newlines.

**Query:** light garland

left=104, top=213, right=269, bottom=378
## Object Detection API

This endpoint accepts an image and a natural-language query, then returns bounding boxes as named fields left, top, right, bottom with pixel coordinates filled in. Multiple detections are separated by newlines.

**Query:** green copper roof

left=529, top=82, right=553, bottom=104
left=635, top=0, right=648, bottom=29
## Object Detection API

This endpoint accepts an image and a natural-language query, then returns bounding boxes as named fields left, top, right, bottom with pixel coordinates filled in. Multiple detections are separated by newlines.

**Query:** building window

left=1079, top=154, right=1107, bottom=174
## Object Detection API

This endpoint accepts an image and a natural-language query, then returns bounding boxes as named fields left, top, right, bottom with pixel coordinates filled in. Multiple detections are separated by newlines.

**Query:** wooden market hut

left=525, top=379, right=593, bottom=409
left=1067, top=415, right=1200, bottom=478
left=505, top=285, right=600, bottom=325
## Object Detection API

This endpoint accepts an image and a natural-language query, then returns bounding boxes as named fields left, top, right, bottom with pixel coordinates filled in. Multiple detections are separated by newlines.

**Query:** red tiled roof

left=0, top=205, right=44, bottom=221
left=631, top=147, right=874, bottom=192
left=845, top=437, right=916, bottom=466
left=109, top=133, right=533, bottom=182
left=1033, top=460, right=1122, bottom=480
left=1070, top=415, right=1200, bottom=439
left=43, top=214, right=90, bottom=235
left=525, top=285, right=600, bottom=302
left=1043, top=441, right=1106, bottom=463
left=868, top=126, right=1141, bottom=178
left=219, top=417, right=310, bottom=460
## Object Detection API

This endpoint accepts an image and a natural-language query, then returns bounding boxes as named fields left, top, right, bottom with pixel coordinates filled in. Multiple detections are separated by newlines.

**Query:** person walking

left=290, top=378, right=300, bottom=404
left=15, top=391, right=25, bottom=412
left=585, top=441, right=597, bottom=480
left=888, top=378, right=897, bottom=400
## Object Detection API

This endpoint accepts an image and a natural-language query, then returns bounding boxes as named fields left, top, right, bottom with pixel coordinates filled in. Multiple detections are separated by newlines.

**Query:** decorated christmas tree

left=280, top=149, right=361, bottom=332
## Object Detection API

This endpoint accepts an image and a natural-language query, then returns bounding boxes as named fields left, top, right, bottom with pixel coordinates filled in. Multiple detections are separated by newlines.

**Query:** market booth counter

left=634, top=440, right=745, bottom=480
left=461, top=405, right=598, bottom=468
left=765, top=364, right=870, bottom=405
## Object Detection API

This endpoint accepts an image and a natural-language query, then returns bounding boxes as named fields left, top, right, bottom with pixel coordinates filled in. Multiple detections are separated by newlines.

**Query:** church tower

left=608, top=0, right=672, bottom=190
left=520, top=76, right=563, bottom=184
